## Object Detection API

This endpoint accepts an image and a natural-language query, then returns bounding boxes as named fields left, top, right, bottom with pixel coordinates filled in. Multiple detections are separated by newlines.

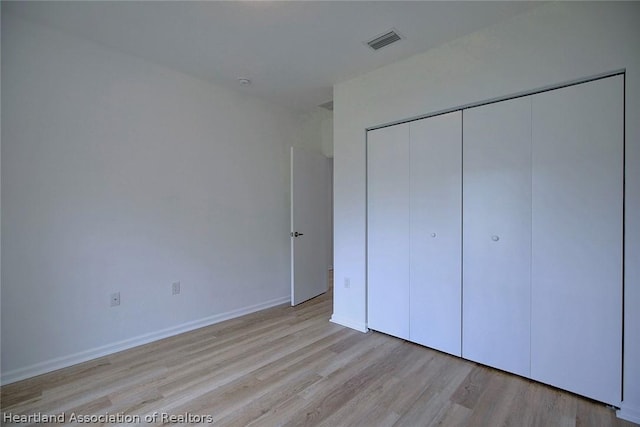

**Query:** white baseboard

left=618, top=403, right=640, bottom=424
left=330, top=314, right=368, bottom=333
left=1, top=296, right=290, bottom=385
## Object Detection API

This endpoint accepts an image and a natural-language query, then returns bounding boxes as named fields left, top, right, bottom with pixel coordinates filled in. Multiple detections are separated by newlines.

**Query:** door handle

left=291, top=232, right=304, bottom=237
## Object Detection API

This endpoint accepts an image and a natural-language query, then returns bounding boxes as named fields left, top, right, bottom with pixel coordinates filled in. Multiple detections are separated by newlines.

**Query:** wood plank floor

left=1, top=285, right=635, bottom=427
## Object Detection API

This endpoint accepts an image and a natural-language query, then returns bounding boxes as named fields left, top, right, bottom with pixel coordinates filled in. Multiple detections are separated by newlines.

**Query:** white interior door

left=409, top=111, right=462, bottom=356
left=531, top=75, right=623, bottom=405
left=462, top=97, right=532, bottom=377
left=291, top=147, right=329, bottom=306
left=367, top=123, right=410, bottom=339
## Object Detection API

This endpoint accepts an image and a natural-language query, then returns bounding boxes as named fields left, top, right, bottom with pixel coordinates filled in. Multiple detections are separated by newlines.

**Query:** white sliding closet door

left=531, top=75, right=623, bottom=405
left=410, top=112, right=462, bottom=356
left=367, top=124, right=410, bottom=339
left=462, top=97, right=532, bottom=377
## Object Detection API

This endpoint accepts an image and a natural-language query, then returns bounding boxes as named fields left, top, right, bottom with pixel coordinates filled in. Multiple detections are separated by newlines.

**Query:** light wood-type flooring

left=1, top=283, right=636, bottom=426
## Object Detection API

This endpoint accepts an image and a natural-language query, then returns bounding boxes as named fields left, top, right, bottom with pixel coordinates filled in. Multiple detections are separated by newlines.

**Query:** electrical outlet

left=344, top=278, right=351, bottom=289
left=110, top=292, right=120, bottom=307
left=172, top=281, right=181, bottom=295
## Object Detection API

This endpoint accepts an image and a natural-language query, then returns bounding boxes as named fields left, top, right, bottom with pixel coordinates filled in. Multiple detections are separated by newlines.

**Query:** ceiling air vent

left=366, top=30, right=402, bottom=51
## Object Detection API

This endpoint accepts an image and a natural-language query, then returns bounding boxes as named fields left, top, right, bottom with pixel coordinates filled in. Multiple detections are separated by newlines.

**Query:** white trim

left=618, top=404, right=640, bottom=424
left=1, top=296, right=290, bottom=385
left=367, top=69, right=625, bottom=132
left=330, top=314, right=368, bottom=333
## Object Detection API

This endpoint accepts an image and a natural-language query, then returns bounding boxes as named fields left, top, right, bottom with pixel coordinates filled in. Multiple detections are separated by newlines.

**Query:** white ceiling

left=3, top=1, right=540, bottom=112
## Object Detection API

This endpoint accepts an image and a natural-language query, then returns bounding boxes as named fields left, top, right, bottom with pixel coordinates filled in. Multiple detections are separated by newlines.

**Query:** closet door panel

left=409, top=111, right=462, bottom=356
left=531, top=76, right=623, bottom=405
left=462, top=97, right=532, bottom=377
left=367, top=124, right=410, bottom=339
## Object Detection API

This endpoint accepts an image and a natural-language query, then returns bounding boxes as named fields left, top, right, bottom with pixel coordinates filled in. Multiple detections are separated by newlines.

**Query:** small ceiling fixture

left=237, top=78, right=251, bottom=86
left=366, top=29, right=402, bottom=51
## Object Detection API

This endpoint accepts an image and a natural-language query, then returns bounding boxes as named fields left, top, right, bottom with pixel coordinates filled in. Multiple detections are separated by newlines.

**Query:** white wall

left=296, top=107, right=334, bottom=270
left=327, top=158, right=333, bottom=270
left=298, top=107, right=334, bottom=158
left=332, top=2, right=640, bottom=421
left=1, top=14, right=305, bottom=382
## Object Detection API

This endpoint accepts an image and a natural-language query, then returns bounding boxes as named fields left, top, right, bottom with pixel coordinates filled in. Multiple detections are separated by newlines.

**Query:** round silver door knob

left=431, top=233, right=436, bottom=238
left=491, top=235, right=500, bottom=241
